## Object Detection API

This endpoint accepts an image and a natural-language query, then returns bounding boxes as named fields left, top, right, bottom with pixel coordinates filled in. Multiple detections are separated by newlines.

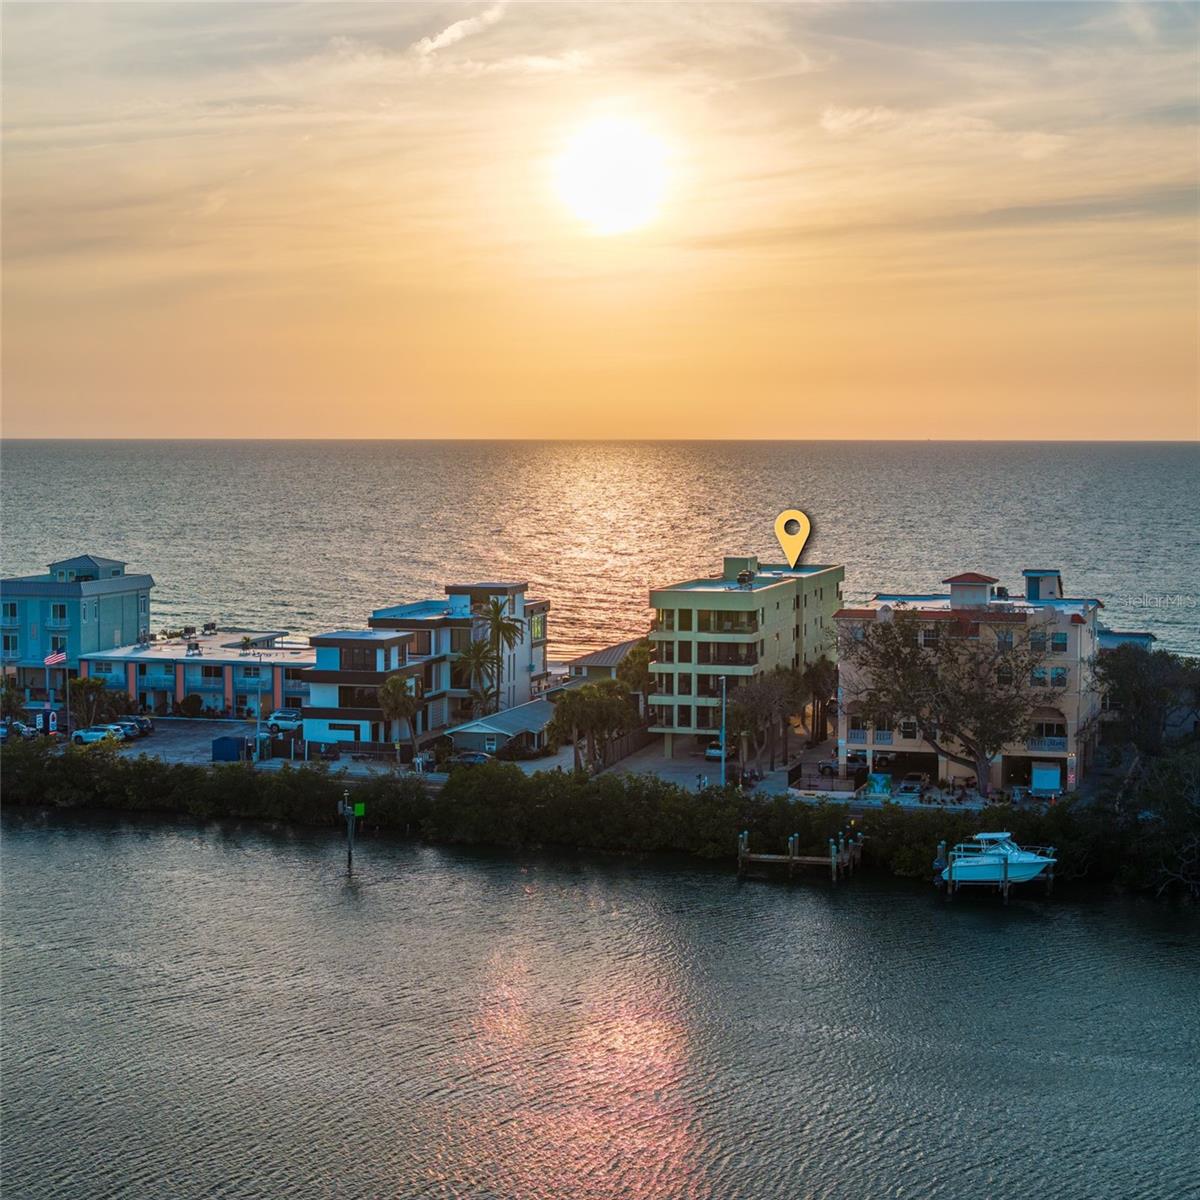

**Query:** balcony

left=45, top=616, right=71, bottom=630
left=697, top=644, right=759, bottom=668
left=1026, top=736, right=1068, bottom=752
left=698, top=618, right=759, bottom=636
left=873, top=730, right=894, bottom=745
left=847, top=729, right=868, bottom=744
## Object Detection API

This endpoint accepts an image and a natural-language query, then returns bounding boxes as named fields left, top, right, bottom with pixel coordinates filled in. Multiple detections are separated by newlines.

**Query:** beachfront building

left=81, top=630, right=315, bottom=717
left=2, top=554, right=154, bottom=714
left=647, top=555, right=845, bottom=756
left=301, top=581, right=551, bottom=749
left=369, top=582, right=550, bottom=729
left=445, top=677, right=585, bottom=757
left=833, top=568, right=1105, bottom=793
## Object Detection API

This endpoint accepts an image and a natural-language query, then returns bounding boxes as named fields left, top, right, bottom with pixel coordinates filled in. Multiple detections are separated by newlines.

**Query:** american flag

left=43, top=650, right=67, bottom=667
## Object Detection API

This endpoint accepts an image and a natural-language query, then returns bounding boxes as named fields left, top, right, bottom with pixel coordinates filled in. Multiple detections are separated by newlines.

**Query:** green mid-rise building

left=648, top=555, right=844, bottom=756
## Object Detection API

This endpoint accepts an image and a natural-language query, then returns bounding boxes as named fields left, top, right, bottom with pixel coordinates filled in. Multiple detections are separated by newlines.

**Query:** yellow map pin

left=774, top=509, right=811, bottom=568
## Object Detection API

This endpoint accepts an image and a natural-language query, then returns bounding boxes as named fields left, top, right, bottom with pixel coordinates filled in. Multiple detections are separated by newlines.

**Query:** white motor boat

left=941, top=832, right=1056, bottom=885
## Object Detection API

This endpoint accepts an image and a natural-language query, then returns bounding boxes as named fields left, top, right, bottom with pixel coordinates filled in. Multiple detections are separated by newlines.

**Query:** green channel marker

left=354, top=802, right=366, bottom=817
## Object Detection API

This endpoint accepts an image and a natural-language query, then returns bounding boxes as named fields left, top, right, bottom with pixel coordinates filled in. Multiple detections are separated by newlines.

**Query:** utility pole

left=719, top=675, right=727, bottom=788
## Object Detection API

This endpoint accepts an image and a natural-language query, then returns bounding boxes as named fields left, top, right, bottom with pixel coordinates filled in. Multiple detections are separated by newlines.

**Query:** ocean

left=2, top=440, right=1197, bottom=658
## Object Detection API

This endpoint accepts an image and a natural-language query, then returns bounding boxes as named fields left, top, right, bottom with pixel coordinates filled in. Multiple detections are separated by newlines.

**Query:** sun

left=553, top=117, right=668, bottom=235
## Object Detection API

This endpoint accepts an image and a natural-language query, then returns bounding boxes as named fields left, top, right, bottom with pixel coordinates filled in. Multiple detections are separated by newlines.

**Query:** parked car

left=817, top=750, right=891, bottom=775
left=112, top=719, right=143, bottom=740
left=449, top=751, right=494, bottom=768
left=72, top=726, right=121, bottom=745
left=895, top=773, right=924, bottom=797
left=1, top=719, right=39, bottom=742
left=704, top=740, right=736, bottom=762
left=266, top=708, right=304, bottom=735
left=132, top=715, right=155, bottom=735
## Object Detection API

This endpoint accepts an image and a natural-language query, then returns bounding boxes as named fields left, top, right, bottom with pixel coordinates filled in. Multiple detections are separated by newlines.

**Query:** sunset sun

left=553, top=117, right=668, bottom=235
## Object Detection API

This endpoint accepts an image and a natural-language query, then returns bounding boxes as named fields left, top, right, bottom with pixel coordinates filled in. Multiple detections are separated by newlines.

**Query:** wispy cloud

left=411, top=3, right=506, bottom=58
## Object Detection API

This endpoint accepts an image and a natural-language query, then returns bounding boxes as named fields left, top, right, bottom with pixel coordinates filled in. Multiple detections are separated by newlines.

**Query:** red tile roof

left=942, top=572, right=999, bottom=585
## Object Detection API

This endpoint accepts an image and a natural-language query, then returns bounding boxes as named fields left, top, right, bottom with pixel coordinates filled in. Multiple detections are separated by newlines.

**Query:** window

left=653, top=673, right=674, bottom=695
left=338, top=685, right=379, bottom=708
left=201, top=664, right=223, bottom=680
left=329, top=723, right=362, bottom=741
left=450, top=628, right=472, bottom=654
left=677, top=673, right=692, bottom=695
left=82, top=603, right=88, bottom=624
left=1030, top=630, right=1047, bottom=653
left=50, top=635, right=67, bottom=653
left=1033, top=721, right=1067, bottom=739
left=921, top=627, right=939, bottom=648
left=2, top=602, right=16, bottom=621
left=1031, top=667, right=1048, bottom=686
left=242, top=665, right=261, bottom=679
left=676, top=704, right=692, bottom=728
left=655, top=609, right=675, bottom=632
left=677, top=641, right=693, bottom=664
left=995, top=630, right=1013, bottom=651
left=997, top=665, right=1014, bottom=687
left=51, top=603, right=68, bottom=623
left=341, top=645, right=376, bottom=672
left=138, top=594, right=148, bottom=615
left=1051, top=667, right=1068, bottom=688
left=677, top=609, right=693, bottom=632
left=2, top=633, right=18, bottom=655
left=530, top=613, right=546, bottom=641
left=655, top=641, right=674, bottom=664
left=900, top=720, right=917, bottom=740
left=92, top=660, right=112, bottom=675
left=1051, top=632, right=1068, bottom=654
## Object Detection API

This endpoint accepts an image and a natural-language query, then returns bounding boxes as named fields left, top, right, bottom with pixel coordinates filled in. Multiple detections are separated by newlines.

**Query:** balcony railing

left=1026, top=736, right=1068, bottom=752
left=874, top=730, right=894, bottom=745
left=45, top=617, right=71, bottom=629
left=847, top=729, right=868, bottom=744
left=697, top=645, right=759, bottom=667
left=699, top=618, right=759, bottom=635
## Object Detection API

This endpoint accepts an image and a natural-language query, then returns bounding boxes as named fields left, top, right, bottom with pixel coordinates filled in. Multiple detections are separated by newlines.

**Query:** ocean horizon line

left=3, top=436, right=1197, bottom=446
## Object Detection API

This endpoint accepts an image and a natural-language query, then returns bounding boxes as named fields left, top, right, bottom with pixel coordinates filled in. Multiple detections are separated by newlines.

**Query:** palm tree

left=378, top=675, right=424, bottom=766
left=477, top=597, right=524, bottom=711
left=547, top=687, right=590, bottom=773
left=456, top=639, right=495, bottom=716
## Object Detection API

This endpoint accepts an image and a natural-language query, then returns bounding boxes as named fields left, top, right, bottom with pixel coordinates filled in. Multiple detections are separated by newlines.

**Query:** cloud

left=411, top=3, right=506, bottom=58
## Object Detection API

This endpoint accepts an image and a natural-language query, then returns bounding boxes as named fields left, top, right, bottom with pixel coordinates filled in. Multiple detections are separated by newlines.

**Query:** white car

left=72, top=726, right=122, bottom=745
left=704, top=740, right=735, bottom=762
left=266, top=708, right=303, bottom=734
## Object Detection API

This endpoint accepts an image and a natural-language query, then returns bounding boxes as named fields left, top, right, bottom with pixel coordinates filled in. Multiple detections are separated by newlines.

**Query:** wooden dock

left=737, top=829, right=863, bottom=882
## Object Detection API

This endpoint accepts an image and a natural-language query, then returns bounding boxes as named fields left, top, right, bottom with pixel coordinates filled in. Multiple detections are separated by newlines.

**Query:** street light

left=719, top=675, right=727, bottom=788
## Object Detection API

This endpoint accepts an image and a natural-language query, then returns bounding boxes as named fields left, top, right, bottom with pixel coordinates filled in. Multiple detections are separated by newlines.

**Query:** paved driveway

left=116, top=717, right=259, bottom=765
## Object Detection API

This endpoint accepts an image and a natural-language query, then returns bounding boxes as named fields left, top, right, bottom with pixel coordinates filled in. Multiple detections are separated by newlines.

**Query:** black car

left=133, top=715, right=155, bottom=735
left=449, top=751, right=494, bottom=768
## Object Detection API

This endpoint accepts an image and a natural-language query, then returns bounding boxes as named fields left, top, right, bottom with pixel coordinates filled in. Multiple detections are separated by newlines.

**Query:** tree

left=803, top=656, right=837, bottom=742
left=615, top=638, right=655, bottom=716
left=837, top=611, right=1059, bottom=796
left=68, top=676, right=124, bottom=728
left=378, top=675, right=424, bottom=765
left=456, top=639, right=496, bottom=717
left=0, top=674, right=23, bottom=720
left=547, top=680, right=637, bottom=773
left=727, top=673, right=790, bottom=771
left=1096, top=645, right=1198, bottom=755
left=476, top=598, right=524, bottom=711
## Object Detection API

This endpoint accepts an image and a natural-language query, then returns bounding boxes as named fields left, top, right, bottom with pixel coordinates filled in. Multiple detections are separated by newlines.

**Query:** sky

left=2, top=1, right=1197, bottom=440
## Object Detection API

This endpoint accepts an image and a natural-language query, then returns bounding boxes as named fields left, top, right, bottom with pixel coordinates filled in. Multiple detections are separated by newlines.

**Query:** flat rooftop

left=843, top=593, right=1102, bottom=620
left=313, top=629, right=409, bottom=642
left=654, top=563, right=841, bottom=594
left=84, top=631, right=315, bottom=666
left=372, top=599, right=456, bottom=621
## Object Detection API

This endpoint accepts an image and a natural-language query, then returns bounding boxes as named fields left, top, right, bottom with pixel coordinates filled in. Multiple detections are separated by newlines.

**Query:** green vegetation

left=545, top=679, right=638, bottom=772
left=377, top=675, right=424, bottom=763
left=3, top=738, right=1196, bottom=896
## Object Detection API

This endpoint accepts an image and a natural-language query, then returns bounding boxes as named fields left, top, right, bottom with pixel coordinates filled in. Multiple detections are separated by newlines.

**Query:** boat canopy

left=974, top=832, right=1013, bottom=841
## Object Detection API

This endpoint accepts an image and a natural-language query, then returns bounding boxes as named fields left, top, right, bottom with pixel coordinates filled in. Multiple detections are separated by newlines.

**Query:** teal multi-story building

left=1, top=554, right=155, bottom=711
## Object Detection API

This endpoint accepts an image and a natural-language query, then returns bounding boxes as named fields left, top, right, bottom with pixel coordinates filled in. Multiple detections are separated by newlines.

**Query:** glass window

left=243, top=665, right=260, bottom=679
left=2, top=602, right=16, bottom=621
left=50, top=635, right=67, bottom=653
left=1051, top=667, right=1068, bottom=687
left=677, top=641, right=693, bottom=664
left=995, top=629, right=1013, bottom=651
left=677, top=609, right=692, bottom=632
left=530, top=613, right=546, bottom=641
left=676, top=704, right=692, bottom=728
left=1030, top=630, right=1047, bottom=652
left=2, top=633, right=18, bottom=654
left=201, top=665, right=223, bottom=679
left=1031, top=667, right=1048, bottom=686
left=1051, top=632, right=1068, bottom=654
left=921, top=628, right=939, bottom=648
left=900, top=720, right=917, bottom=739
left=51, top=603, right=68, bottom=622
left=677, top=673, right=692, bottom=695
left=655, top=609, right=675, bottom=632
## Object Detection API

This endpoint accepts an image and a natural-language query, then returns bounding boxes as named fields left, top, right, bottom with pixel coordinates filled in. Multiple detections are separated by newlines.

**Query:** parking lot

left=114, top=717, right=260, bottom=764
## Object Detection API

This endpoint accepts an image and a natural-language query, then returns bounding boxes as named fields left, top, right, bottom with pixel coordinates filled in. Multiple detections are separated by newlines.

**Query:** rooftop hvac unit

left=736, top=569, right=755, bottom=588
